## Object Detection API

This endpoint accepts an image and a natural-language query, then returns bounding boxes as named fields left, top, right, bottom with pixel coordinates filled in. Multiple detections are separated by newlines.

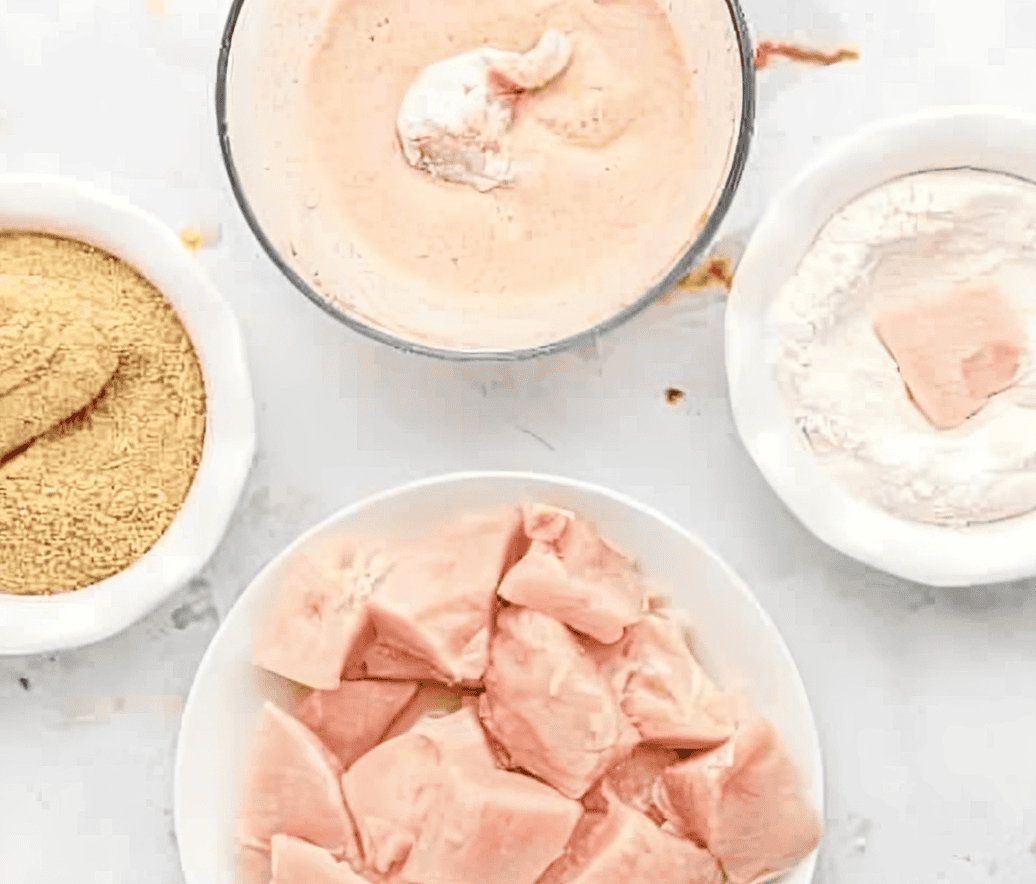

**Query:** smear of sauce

left=754, top=41, right=860, bottom=70
left=665, top=387, right=685, bottom=404
left=660, top=256, right=734, bottom=306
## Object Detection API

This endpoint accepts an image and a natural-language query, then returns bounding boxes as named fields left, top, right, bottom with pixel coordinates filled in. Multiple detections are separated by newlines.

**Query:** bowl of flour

left=726, top=107, right=1036, bottom=587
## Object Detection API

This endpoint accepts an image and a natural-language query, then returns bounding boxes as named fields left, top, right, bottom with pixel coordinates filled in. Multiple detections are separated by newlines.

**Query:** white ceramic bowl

left=726, top=106, right=1036, bottom=588
left=0, top=175, right=255, bottom=654
left=174, top=471, right=824, bottom=884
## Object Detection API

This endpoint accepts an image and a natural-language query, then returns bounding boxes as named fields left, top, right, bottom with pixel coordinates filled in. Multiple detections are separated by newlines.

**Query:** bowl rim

left=214, top=0, right=757, bottom=361
left=0, top=173, right=256, bottom=655
left=174, top=469, right=824, bottom=884
left=725, top=104, right=1036, bottom=588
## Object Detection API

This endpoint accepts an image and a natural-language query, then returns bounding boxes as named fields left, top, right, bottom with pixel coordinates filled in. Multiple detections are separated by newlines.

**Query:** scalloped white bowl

left=726, top=106, right=1036, bottom=588
left=174, top=471, right=823, bottom=884
left=0, top=175, right=255, bottom=655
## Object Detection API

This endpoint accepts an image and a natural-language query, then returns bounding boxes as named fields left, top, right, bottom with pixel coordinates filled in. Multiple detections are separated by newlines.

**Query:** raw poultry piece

left=253, top=544, right=389, bottom=690
left=498, top=505, right=645, bottom=644
left=396, top=30, right=573, bottom=191
left=270, top=834, right=368, bottom=884
left=873, top=283, right=1026, bottom=429
left=379, top=682, right=467, bottom=742
left=294, top=679, right=419, bottom=768
left=603, top=744, right=680, bottom=822
left=358, top=507, right=525, bottom=686
left=536, top=787, right=724, bottom=884
left=237, top=845, right=272, bottom=884
left=238, top=702, right=359, bottom=862
left=611, top=613, right=735, bottom=750
left=342, top=702, right=582, bottom=884
left=656, top=714, right=823, bottom=884
left=256, top=509, right=524, bottom=690
left=479, top=605, right=639, bottom=799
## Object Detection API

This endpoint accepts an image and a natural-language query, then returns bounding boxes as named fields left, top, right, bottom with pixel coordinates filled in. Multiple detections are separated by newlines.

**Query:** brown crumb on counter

left=755, top=41, right=860, bottom=70
left=180, top=227, right=205, bottom=252
left=665, top=387, right=685, bottom=405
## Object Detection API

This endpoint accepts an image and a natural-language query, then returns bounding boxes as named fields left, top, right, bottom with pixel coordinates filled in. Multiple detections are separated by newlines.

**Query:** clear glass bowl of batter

left=216, top=0, right=755, bottom=359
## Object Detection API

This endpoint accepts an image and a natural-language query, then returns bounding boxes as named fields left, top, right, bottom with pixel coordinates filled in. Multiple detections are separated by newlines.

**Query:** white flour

left=767, top=169, right=1036, bottom=527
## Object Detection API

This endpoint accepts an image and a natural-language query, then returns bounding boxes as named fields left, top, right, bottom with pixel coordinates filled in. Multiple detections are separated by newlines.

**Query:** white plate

left=726, top=106, right=1036, bottom=588
left=174, top=471, right=824, bottom=884
left=0, top=174, right=255, bottom=654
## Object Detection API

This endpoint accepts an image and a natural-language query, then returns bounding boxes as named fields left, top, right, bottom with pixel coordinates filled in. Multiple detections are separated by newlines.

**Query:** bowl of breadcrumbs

left=0, top=175, right=255, bottom=654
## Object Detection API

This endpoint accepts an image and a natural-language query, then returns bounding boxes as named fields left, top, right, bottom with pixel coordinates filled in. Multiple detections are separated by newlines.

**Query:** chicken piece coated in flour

left=396, top=30, right=573, bottom=191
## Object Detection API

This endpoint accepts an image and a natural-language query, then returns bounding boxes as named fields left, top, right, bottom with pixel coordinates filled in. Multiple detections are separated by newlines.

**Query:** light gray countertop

left=3, top=0, right=1036, bottom=881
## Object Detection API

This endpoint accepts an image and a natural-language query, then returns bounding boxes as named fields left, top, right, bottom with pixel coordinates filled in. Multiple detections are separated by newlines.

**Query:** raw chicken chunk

left=479, top=605, right=639, bottom=799
left=612, top=614, right=735, bottom=750
left=294, top=679, right=419, bottom=768
left=237, top=845, right=272, bottom=884
left=874, top=284, right=1026, bottom=429
left=498, top=506, right=645, bottom=644
left=270, top=835, right=368, bottom=884
left=396, top=31, right=573, bottom=191
left=254, top=545, right=388, bottom=690
left=379, top=682, right=467, bottom=742
left=603, top=744, right=680, bottom=822
left=537, top=788, right=723, bottom=884
left=238, top=702, right=359, bottom=862
left=360, top=508, right=525, bottom=686
left=343, top=703, right=582, bottom=884
left=657, top=715, right=823, bottom=884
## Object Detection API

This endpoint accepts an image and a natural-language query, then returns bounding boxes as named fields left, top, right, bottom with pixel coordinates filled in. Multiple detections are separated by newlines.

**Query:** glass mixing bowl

left=216, top=0, right=755, bottom=359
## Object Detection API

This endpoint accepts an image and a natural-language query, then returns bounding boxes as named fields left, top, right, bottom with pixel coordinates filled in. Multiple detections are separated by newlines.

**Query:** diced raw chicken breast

left=536, top=788, right=723, bottom=884
left=270, top=835, right=368, bottom=884
left=521, top=503, right=576, bottom=543
left=612, top=614, right=735, bottom=750
left=499, top=507, right=644, bottom=644
left=657, top=715, right=823, bottom=884
left=253, top=544, right=389, bottom=690
left=479, top=605, right=639, bottom=799
left=294, top=679, right=419, bottom=768
left=874, top=284, right=1025, bottom=429
left=350, top=642, right=443, bottom=682
left=237, top=845, right=272, bottom=884
left=379, top=683, right=467, bottom=742
left=343, top=703, right=582, bottom=884
left=361, top=508, right=525, bottom=686
left=238, top=702, right=360, bottom=862
left=603, top=744, right=680, bottom=823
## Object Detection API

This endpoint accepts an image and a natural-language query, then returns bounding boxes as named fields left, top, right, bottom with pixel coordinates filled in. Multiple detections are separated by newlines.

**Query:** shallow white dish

left=0, top=174, right=255, bottom=655
left=174, top=470, right=824, bottom=884
left=726, top=106, right=1036, bottom=588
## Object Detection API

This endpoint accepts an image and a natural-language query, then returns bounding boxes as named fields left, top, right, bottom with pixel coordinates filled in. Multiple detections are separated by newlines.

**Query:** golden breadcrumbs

left=0, top=232, right=206, bottom=595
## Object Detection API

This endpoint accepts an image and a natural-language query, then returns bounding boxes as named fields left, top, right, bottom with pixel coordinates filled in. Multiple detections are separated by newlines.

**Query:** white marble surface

left=2, top=0, right=1036, bottom=881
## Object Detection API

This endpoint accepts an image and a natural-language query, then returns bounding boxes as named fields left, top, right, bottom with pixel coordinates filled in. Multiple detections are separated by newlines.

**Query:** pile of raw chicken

left=239, top=504, right=822, bottom=884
